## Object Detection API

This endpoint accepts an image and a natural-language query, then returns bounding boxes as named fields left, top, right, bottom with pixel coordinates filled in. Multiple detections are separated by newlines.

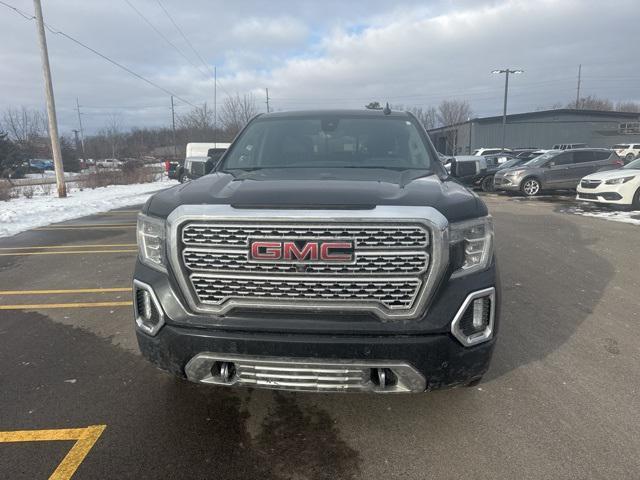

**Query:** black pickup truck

left=134, top=109, right=500, bottom=393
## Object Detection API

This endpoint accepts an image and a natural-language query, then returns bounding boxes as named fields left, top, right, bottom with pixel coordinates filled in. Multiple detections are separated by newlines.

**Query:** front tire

left=626, top=153, right=635, bottom=163
left=179, top=173, right=189, bottom=183
left=632, top=187, right=640, bottom=210
left=481, top=175, right=495, bottom=192
left=521, top=177, right=541, bottom=196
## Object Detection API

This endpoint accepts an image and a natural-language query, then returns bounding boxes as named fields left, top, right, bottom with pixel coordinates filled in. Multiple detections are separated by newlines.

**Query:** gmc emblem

left=249, top=239, right=354, bottom=263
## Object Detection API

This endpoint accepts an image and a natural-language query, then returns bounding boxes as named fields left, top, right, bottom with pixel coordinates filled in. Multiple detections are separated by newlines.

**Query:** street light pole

left=492, top=68, right=523, bottom=152
left=33, top=0, right=66, bottom=197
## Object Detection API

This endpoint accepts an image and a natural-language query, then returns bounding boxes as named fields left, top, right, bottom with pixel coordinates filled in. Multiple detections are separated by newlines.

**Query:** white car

left=577, top=158, right=640, bottom=208
left=472, top=147, right=512, bottom=156
left=96, top=158, right=124, bottom=168
left=612, top=143, right=640, bottom=163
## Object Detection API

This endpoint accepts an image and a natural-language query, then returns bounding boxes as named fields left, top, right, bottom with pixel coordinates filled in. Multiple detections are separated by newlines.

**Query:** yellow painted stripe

left=0, top=301, right=132, bottom=310
left=0, top=249, right=136, bottom=256
left=0, top=425, right=107, bottom=480
left=0, top=428, right=88, bottom=442
left=0, top=243, right=136, bottom=250
left=34, top=226, right=136, bottom=231
left=0, top=287, right=131, bottom=295
left=50, top=425, right=106, bottom=480
left=34, top=224, right=136, bottom=231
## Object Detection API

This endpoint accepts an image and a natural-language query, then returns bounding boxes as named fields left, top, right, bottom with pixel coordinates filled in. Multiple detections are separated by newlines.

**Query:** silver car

left=494, top=148, right=622, bottom=196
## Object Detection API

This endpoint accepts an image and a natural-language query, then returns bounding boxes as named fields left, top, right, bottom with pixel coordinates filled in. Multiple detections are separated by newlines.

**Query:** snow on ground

left=561, top=204, right=640, bottom=226
left=0, top=178, right=178, bottom=238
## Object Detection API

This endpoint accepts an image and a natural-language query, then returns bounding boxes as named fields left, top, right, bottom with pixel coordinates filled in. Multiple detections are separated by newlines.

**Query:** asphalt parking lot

left=1, top=195, right=639, bottom=480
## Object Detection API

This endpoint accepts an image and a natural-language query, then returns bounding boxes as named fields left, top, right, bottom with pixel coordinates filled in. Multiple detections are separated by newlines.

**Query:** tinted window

left=593, top=150, right=612, bottom=161
left=573, top=151, right=595, bottom=163
left=613, top=144, right=629, bottom=149
left=552, top=152, right=573, bottom=165
left=222, top=116, right=433, bottom=170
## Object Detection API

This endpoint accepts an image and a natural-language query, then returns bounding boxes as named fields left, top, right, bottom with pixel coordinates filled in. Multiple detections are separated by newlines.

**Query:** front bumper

left=137, top=322, right=497, bottom=391
left=577, top=184, right=634, bottom=205
left=494, top=175, right=522, bottom=191
left=133, top=259, right=500, bottom=392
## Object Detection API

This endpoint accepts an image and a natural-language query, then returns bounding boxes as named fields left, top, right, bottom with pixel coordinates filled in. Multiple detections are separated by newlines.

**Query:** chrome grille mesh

left=178, top=220, right=431, bottom=315
left=183, top=249, right=428, bottom=275
left=191, top=275, right=421, bottom=309
left=182, top=223, right=428, bottom=248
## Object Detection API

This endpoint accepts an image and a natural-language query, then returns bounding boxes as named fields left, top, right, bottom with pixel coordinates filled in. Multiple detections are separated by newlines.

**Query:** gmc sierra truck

left=134, top=109, right=500, bottom=393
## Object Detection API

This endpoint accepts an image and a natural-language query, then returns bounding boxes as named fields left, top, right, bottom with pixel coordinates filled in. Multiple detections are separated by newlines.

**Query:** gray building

left=428, top=109, right=640, bottom=155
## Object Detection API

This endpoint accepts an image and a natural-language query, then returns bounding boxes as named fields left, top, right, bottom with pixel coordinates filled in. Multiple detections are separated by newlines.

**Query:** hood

left=582, top=168, right=639, bottom=181
left=146, top=168, right=486, bottom=223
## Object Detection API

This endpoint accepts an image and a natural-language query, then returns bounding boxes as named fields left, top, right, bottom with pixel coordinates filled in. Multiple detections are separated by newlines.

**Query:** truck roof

left=258, top=109, right=411, bottom=119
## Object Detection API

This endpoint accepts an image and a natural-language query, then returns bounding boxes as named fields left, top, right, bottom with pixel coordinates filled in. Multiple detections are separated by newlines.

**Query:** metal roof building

left=427, top=109, right=640, bottom=155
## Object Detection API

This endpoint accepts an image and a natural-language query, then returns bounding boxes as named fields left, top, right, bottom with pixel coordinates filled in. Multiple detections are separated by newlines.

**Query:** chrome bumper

left=185, top=353, right=427, bottom=393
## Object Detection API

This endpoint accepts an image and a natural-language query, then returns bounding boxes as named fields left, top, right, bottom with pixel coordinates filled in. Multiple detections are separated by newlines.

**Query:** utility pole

left=492, top=68, right=523, bottom=152
left=575, top=64, right=582, bottom=109
left=75, top=97, right=86, bottom=160
left=34, top=0, right=66, bottom=197
left=213, top=66, right=217, bottom=144
left=265, top=88, right=270, bottom=113
left=170, top=95, right=177, bottom=158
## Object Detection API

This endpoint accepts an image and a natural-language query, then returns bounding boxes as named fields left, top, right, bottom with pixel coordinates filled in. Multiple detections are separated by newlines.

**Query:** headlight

left=449, top=216, right=494, bottom=278
left=604, top=176, right=635, bottom=185
left=504, top=170, right=523, bottom=176
left=137, top=213, right=166, bottom=271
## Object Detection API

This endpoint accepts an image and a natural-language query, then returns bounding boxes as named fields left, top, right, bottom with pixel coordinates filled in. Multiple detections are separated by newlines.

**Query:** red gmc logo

left=249, top=239, right=354, bottom=263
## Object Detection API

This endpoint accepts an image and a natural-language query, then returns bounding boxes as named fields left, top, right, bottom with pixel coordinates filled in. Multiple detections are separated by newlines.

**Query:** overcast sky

left=0, top=0, right=638, bottom=134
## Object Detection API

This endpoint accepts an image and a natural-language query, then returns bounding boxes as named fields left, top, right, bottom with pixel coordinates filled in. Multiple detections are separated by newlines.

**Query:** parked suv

left=133, top=109, right=500, bottom=393
left=494, top=148, right=622, bottom=196
left=551, top=143, right=587, bottom=150
left=612, top=143, right=640, bottom=163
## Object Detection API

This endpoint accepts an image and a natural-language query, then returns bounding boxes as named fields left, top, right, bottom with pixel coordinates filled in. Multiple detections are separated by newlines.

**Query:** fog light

left=133, top=280, right=165, bottom=336
left=451, top=288, right=495, bottom=346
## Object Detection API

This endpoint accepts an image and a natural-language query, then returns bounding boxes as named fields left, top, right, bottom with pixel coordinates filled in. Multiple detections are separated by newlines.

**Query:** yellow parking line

left=0, top=425, right=106, bottom=480
left=0, top=249, right=136, bottom=256
left=0, top=301, right=132, bottom=310
left=0, top=287, right=131, bottom=295
left=34, top=224, right=136, bottom=231
left=0, top=244, right=136, bottom=250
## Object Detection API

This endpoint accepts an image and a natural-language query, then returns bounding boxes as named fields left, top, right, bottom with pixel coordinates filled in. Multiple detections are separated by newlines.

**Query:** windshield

left=623, top=158, right=640, bottom=169
left=221, top=116, right=434, bottom=171
left=524, top=152, right=556, bottom=167
left=500, top=158, right=522, bottom=169
left=613, top=144, right=629, bottom=149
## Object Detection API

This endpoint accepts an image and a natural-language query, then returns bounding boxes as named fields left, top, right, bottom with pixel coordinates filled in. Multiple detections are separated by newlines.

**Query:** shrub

left=0, top=180, right=15, bottom=201
left=79, top=165, right=156, bottom=189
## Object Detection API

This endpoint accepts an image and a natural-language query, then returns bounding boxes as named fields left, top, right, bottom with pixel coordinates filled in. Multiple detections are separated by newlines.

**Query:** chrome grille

left=169, top=210, right=442, bottom=320
left=182, top=223, right=428, bottom=248
left=191, top=274, right=421, bottom=309
left=183, top=248, right=428, bottom=275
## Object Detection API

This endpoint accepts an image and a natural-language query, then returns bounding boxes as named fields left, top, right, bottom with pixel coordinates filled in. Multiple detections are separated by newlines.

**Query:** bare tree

left=220, top=93, right=259, bottom=136
left=570, top=95, right=614, bottom=111
left=437, top=100, right=472, bottom=127
left=103, top=114, right=121, bottom=158
left=408, top=106, right=438, bottom=130
left=177, top=103, right=214, bottom=131
left=615, top=101, right=640, bottom=113
left=2, top=106, right=47, bottom=144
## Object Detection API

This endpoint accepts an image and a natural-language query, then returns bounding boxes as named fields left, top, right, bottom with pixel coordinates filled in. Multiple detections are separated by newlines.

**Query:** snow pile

left=562, top=205, right=640, bottom=226
left=0, top=178, right=178, bottom=238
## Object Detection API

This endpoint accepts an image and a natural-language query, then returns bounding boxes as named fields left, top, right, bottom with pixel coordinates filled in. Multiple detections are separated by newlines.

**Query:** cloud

left=0, top=0, right=638, bottom=134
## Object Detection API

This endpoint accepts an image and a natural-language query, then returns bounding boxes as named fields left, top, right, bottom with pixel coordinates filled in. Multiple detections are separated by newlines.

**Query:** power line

left=0, top=0, right=198, bottom=107
left=123, top=0, right=210, bottom=80
left=155, top=0, right=211, bottom=74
